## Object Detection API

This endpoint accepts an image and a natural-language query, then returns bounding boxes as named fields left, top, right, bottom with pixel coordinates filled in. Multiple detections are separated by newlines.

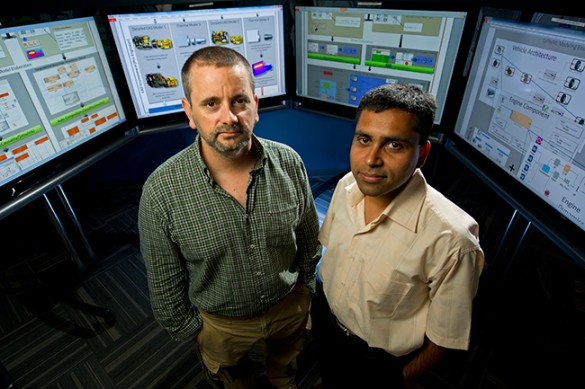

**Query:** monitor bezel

left=291, top=1, right=477, bottom=139
left=0, top=11, right=133, bottom=211
left=448, top=14, right=585, bottom=266
left=103, top=1, right=292, bottom=133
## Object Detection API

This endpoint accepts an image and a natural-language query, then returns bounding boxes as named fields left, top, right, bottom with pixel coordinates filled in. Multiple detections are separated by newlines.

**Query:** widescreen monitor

left=107, top=4, right=288, bottom=127
left=293, top=6, right=468, bottom=125
left=451, top=16, right=585, bottom=260
left=0, top=16, right=127, bottom=201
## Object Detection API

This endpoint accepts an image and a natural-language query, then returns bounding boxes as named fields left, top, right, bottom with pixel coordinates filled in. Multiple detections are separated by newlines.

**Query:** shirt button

left=250, top=244, right=255, bottom=249
left=255, top=271, right=262, bottom=276
left=260, top=294, right=266, bottom=299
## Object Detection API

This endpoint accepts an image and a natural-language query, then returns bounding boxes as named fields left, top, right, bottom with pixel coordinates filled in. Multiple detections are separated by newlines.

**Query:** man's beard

left=206, top=123, right=251, bottom=158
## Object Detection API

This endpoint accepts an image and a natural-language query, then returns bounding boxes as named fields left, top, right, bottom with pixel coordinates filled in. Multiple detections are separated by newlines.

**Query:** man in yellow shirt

left=312, top=83, right=484, bottom=388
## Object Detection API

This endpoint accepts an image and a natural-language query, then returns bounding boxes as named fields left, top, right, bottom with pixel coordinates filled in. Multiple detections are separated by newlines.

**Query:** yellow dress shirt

left=318, top=169, right=484, bottom=356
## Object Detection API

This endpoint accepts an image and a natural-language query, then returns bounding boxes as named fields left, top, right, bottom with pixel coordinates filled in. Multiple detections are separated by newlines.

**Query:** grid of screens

left=107, top=5, right=287, bottom=121
left=293, top=6, right=467, bottom=124
left=453, top=16, right=585, bottom=235
left=0, top=16, right=126, bottom=192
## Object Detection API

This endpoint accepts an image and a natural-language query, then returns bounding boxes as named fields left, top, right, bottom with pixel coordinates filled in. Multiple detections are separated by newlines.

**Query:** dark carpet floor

left=0, top=182, right=320, bottom=389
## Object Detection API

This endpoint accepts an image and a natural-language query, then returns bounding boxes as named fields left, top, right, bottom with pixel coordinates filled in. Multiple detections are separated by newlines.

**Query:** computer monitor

left=293, top=5, right=468, bottom=128
left=450, top=16, right=585, bottom=263
left=107, top=4, right=288, bottom=129
left=0, top=15, right=127, bottom=206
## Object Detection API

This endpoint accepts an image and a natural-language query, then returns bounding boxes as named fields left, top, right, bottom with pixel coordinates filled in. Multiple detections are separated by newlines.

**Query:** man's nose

left=219, top=102, right=238, bottom=124
left=365, top=146, right=383, bottom=166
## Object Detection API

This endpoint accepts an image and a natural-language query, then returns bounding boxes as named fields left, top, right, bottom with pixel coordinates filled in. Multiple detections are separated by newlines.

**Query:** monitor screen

left=452, top=16, right=585, bottom=249
left=293, top=5, right=468, bottom=125
left=107, top=4, right=288, bottom=126
left=0, top=16, right=127, bottom=198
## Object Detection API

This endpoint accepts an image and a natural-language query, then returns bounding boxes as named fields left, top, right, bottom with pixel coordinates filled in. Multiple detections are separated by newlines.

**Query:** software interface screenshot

left=454, top=17, right=585, bottom=233
left=0, top=17, right=126, bottom=186
left=295, top=7, right=467, bottom=123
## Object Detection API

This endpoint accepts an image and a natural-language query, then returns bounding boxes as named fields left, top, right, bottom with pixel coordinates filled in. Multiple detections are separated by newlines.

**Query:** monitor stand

left=41, top=184, right=115, bottom=327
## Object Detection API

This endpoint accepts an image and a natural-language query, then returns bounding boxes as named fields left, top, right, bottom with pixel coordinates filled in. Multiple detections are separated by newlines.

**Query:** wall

left=255, top=107, right=354, bottom=176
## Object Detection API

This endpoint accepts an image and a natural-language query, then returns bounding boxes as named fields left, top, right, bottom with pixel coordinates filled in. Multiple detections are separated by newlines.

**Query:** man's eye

left=201, top=100, right=217, bottom=109
left=357, top=136, right=369, bottom=145
left=385, top=142, right=403, bottom=151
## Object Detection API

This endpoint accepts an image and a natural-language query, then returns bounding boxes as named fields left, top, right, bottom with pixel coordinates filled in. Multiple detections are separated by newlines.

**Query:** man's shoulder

left=258, top=137, right=303, bottom=164
left=424, top=185, right=481, bottom=242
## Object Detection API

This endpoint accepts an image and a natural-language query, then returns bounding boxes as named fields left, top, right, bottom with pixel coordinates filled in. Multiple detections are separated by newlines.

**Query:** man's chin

left=355, top=180, right=386, bottom=197
left=215, top=138, right=249, bottom=155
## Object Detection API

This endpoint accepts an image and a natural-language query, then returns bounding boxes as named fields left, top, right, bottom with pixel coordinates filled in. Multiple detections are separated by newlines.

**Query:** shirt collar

left=345, top=169, right=427, bottom=232
left=193, top=134, right=211, bottom=182
left=250, top=135, right=267, bottom=173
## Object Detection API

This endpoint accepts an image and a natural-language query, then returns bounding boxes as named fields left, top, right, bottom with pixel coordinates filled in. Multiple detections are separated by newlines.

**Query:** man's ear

left=254, top=94, right=260, bottom=123
left=181, top=97, right=197, bottom=130
left=416, top=140, right=431, bottom=169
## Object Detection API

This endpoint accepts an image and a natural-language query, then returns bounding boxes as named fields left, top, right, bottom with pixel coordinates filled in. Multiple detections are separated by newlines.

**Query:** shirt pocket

left=365, top=274, right=414, bottom=319
left=265, top=203, right=298, bottom=247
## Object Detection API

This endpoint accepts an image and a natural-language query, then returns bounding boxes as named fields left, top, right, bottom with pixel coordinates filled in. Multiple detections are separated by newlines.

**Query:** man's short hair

left=181, top=46, right=255, bottom=103
left=356, top=84, right=437, bottom=144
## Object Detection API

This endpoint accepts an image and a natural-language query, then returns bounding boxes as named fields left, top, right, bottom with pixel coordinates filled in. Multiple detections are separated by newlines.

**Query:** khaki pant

left=196, top=282, right=310, bottom=389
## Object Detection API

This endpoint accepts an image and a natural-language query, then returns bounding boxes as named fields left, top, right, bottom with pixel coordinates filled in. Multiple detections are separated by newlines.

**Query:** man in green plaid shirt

left=138, top=46, right=321, bottom=389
